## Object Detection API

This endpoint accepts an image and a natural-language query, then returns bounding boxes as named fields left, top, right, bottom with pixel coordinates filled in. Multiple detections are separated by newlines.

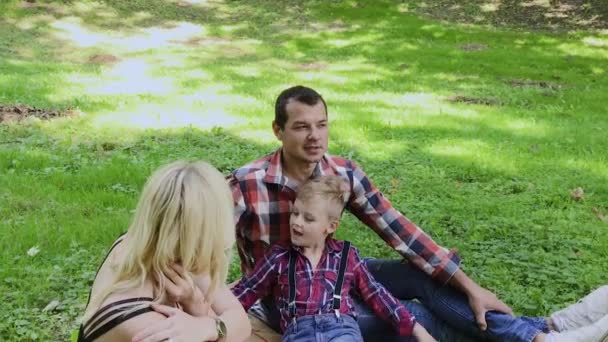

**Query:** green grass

left=1, top=0, right=607, bottom=339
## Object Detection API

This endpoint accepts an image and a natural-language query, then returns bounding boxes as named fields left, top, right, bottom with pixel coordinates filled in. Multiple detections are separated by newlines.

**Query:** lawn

left=1, top=0, right=607, bottom=340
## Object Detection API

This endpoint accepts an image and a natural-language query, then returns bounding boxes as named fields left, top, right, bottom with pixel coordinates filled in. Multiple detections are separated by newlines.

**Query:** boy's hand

left=413, top=323, right=436, bottom=342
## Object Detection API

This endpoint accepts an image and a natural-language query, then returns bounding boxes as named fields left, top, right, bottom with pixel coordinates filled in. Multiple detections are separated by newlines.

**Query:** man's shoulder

left=324, top=154, right=360, bottom=174
left=231, top=154, right=273, bottom=181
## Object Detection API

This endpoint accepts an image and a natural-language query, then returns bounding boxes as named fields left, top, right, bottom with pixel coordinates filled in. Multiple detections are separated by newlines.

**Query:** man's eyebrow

left=291, top=120, right=310, bottom=125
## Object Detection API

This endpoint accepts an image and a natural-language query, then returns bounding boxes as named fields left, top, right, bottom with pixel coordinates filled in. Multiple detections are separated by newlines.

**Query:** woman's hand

left=412, top=323, right=436, bottom=342
left=162, top=263, right=209, bottom=316
left=132, top=303, right=217, bottom=342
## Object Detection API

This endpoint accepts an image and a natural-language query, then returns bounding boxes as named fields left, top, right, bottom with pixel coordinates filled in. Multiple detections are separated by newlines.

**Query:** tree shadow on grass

left=407, top=0, right=608, bottom=31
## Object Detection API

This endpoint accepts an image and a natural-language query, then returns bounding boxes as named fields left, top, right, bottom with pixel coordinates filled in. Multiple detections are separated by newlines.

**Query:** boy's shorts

left=283, top=313, right=363, bottom=342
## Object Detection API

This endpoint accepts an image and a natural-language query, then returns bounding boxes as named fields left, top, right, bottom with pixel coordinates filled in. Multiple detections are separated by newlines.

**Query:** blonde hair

left=84, top=161, right=235, bottom=320
left=297, top=175, right=349, bottom=221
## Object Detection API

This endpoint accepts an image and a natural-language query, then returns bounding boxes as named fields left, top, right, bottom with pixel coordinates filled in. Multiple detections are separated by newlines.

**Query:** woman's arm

left=189, top=274, right=251, bottom=342
left=129, top=308, right=218, bottom=342
left=206, top=284, right=252, bottom=342
left=136, top=268, right=251, bottom=342
left=130, top=284, right=251, bottom=342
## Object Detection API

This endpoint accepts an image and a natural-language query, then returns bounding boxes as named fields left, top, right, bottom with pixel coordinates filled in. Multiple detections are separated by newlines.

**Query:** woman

left=79, top=161, right=251, bottom=341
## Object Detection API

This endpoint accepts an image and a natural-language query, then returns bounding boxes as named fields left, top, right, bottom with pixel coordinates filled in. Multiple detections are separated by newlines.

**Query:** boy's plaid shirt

left=228, top=148, right=461, bottom=284
left=231, top=239, right=417, bottom=335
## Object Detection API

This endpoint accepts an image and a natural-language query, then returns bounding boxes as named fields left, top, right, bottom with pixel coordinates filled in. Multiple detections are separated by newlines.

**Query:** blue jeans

left=362, top=258, right=549, bottom=342
left=283, top=314, right=363, bottom=342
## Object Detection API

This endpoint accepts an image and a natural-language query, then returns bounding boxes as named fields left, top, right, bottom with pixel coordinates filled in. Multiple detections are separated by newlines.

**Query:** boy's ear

left=327, top=220, right=339, bottom=234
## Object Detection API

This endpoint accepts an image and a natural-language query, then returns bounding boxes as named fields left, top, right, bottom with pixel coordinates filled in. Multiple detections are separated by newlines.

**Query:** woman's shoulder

left=80, top=294, right=161, bottom=342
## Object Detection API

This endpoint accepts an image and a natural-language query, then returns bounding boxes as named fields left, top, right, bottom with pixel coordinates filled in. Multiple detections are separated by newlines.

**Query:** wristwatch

left=214, top=317, right=227, bottom=341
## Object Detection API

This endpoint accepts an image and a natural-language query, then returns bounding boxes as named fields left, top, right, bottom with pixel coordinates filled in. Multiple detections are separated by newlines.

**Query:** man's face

left=274, top=100, right=328, bottom=166
left=289, top=198, right=334, bottom=247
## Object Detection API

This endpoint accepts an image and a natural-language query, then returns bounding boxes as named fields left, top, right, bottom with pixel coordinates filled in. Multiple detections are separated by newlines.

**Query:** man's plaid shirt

left=228, top=148, right=461, bottom=284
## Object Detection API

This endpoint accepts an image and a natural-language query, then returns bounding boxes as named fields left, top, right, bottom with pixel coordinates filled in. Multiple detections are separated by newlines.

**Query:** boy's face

left=289, top=197, right=336, bottom=248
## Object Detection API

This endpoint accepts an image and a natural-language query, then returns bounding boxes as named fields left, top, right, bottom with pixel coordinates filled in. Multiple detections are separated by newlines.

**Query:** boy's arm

left=230, top=245, right=283, bottom=311
left=350, top=247, right=416, bottom=336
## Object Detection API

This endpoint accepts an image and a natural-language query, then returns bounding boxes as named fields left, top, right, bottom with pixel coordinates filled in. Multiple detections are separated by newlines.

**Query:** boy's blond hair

left=297, top=175, right=350, bottom=221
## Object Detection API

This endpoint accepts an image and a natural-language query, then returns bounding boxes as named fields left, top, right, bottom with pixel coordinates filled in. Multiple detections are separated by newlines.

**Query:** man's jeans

left=258, top=258, right=548, bottom=342
left=283, top=314, right=363, bottom=342
left=362, top=258, right=548, bottom=342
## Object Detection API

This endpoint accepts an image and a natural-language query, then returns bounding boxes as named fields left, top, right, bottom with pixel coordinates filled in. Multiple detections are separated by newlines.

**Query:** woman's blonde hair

left=85, top=161, right=235, bottom=320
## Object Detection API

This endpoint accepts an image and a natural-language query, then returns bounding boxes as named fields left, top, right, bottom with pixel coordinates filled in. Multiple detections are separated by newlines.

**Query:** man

left=228, top=85, right=547, bottom=341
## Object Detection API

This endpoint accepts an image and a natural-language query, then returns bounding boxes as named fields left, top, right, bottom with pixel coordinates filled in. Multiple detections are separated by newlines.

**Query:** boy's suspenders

left=288, top=249, right=298, bottom=321
left=287, top=241, right=352, bottom=322
left=333, top=241, right=351, bottom=318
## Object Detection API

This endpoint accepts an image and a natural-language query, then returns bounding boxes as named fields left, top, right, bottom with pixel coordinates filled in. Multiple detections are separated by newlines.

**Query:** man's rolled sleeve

left=430, top=249, right=461, bottom=284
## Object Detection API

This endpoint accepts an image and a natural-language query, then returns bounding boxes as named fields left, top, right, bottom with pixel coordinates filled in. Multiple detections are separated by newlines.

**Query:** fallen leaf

left=592, top=207, right=608, bottom=223
left=43, top=300, right=60, bottom=312
left=570, top=187, right=584, bottom=201
left=27, top=246, right=40, bottom=257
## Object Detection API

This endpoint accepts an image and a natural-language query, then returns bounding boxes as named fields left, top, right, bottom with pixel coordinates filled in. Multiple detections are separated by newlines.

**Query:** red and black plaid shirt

left=231, top=239, right=416, bottom=335
left=228, top=149, right=460, bottom=284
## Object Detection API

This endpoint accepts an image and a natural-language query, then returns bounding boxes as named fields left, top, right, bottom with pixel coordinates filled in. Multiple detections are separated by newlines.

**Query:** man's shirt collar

left=262, top=148, right=338, bottom=187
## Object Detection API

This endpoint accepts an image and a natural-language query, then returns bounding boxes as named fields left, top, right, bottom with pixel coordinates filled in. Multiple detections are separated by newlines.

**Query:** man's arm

left=345, top=161, right=512, bottom=329
left=345, top=161, right=460, bottom=283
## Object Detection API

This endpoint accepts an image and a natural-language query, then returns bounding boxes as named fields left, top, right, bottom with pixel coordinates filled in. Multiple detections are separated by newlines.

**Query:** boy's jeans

left=362, top=258, right=548, bottom=342
left=283, top=314, right=363, bottom=342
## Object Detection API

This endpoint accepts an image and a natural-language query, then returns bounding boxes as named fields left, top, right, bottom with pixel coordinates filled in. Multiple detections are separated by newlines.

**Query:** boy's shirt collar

left=290, top=237, right=343, bottom=256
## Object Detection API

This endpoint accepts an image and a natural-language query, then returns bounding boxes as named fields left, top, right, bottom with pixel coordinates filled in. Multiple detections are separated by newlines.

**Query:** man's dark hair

left=274, top=85, right=327, bottom=130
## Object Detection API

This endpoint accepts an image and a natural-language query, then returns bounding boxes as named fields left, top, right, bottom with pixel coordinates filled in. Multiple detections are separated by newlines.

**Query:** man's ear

left=272, top=121, right=282, bottom=141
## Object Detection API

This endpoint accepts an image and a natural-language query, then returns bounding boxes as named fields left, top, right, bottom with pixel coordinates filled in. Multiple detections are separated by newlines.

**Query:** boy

left=231, top=176, right=435, bottom=341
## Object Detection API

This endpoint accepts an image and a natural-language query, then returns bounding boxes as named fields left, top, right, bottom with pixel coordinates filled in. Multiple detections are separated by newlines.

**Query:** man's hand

left=467, top=284, right=513, bottom=331
left=450, top=270, right=513, bottom=331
